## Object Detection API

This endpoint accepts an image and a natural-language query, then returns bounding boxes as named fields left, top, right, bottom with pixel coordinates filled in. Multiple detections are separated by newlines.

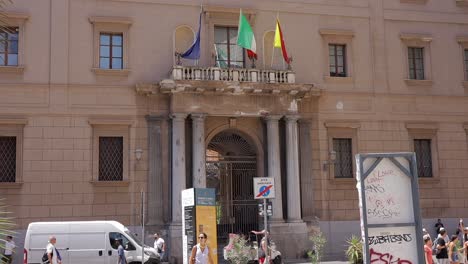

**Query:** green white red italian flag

left=237, top=9, right=257, bottom=59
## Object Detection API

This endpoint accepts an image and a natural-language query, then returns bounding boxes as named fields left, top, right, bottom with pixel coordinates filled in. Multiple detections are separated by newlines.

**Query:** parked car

left=23, top=220, right=160, bottom=264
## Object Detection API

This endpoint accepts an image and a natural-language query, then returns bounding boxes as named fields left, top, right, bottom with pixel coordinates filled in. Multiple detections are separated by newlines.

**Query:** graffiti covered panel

left=368, top=226, right=417, bottom=264
left=364, top=158, right=414, bottom=224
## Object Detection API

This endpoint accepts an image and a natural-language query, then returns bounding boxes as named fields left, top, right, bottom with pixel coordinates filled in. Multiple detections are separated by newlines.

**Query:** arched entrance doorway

left=205, top=130, right=259, bottom=246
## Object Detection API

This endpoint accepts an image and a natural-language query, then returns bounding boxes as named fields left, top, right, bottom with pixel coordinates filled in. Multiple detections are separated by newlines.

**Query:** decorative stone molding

left=463, top=81, right=468, bottom=89
left=91, top=68, right=131, bottom=76
left=88, top=16, right=133, bottom=25
left=90, top=180, right=130, bottom=187
left=88, top=118, right=133, bottom=126
left=319, top=29, right=355, bottom=38
left=400, top=0, right=428, bottom=4
left=324, top=76, right=353, bottom=84
left=0, top=66, right=25, bottom=74
left=404, top=79, right=433, bottom=86
left=155, top=79, right=317, bottom=99
left=456, top=0, right=468, bottom=7
left=456, top=36, right=468, bottom=44
left=400, top=33, right=432, bottom=43
left=405, top=122, right=438, bottom=132
left=324, top=121, right=361, bottom=129
left=0, top=117, right=28, bottom=125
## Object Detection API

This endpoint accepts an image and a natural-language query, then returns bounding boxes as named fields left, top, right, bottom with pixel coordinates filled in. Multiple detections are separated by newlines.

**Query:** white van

left=23, top=221, right=160, bottom=264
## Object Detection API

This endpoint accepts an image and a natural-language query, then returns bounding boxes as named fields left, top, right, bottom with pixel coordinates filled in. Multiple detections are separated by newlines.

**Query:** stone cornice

left=138, top=79, right=319, bottom=99
left=405, top=122, right=438, bottom=131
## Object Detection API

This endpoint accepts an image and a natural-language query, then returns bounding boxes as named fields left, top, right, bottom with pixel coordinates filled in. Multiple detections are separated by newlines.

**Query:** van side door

left=68, top=232, right=106, bottom=264
left=108, top=232, right=137, bottom=264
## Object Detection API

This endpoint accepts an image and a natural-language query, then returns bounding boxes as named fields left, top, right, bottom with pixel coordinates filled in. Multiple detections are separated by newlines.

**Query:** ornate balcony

left=136, top=66, right=319, bottom=101
left=171, top=65, right=295, bottom=84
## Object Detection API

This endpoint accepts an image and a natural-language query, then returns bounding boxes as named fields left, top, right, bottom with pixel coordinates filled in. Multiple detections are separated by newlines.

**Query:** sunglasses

left=198, top=237, right=206, bottom=239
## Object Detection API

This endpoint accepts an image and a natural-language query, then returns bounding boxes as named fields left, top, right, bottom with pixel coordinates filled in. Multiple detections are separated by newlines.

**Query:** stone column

left=265, top=115, right=284, bottom=222
left=146, top=115, right=166, bottom=225
left=285, top=115, right=302, bottom=222
left=192, top=113, right=206, bottom=188
left=171, top=113, right=187, bottom=223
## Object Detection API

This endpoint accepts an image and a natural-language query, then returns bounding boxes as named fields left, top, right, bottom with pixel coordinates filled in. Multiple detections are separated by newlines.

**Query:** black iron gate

left=206, top=131, right=259, bottom=249
left=206, top=158, right=258, bottom=242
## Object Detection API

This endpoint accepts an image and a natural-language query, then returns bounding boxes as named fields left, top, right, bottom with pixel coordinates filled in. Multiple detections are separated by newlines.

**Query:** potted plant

left=345, top=235, right=363, bottom=264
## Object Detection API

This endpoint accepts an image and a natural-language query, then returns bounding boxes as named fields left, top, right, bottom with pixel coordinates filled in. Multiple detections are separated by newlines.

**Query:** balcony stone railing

left=172, top=65, right=296, bottom=84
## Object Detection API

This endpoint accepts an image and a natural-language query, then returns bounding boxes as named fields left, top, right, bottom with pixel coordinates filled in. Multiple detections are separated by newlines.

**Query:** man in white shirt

left=46, top=236, right=61, bottom=264
left=3, top=235, right=15, bottom=264
left=153, top=232, right=165, bottom=261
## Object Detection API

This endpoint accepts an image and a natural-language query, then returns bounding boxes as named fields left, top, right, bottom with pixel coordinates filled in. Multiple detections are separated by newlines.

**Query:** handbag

left=41, top=250, right=52, bottom=263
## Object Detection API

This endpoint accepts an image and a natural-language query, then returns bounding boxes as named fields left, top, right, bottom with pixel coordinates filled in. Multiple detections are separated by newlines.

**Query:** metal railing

left=172, top=66, right=296, bottom=84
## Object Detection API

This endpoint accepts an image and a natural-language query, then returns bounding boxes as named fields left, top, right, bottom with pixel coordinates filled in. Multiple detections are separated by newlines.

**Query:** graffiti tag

left=370, top=248, right=412, bottom=264
left=368, top=234, right=412, bottom=245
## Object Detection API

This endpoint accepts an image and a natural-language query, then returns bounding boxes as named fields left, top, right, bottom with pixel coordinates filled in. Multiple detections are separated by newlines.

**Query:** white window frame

left=456, top=36, right=468, bottom=89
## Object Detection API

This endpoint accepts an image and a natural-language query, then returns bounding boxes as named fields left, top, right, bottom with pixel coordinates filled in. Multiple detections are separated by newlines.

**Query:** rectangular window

left=0, top=27, right=19, bottom=66
left=414, top=139, right=432, bottom=177
left=0, top=136, right=16, bottom=182
left=99, top=33, right=123, bottom=69
left=333, top=138, right=353, bottom=178
left=99, top=136, right=123, bottom=181
left=408, top=47, right=425, bottom=80
left=214, top=26, right=245, bottom=68
left=329, top=44, right=347, bottom=77
left=464, top=49, right=468, bottom=80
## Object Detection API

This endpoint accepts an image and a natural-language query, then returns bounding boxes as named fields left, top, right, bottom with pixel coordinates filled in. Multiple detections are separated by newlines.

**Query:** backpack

left=432, top=237, right=440, bottom=255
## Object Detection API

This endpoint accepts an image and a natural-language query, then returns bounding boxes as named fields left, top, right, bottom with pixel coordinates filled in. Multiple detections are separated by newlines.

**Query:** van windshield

left=125, top=230, right=143, bottom=247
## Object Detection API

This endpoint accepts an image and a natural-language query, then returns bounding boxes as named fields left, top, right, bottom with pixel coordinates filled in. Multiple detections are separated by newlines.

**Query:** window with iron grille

left=333, top=138, right=353, bottom=178
left=414, top=139, right=432, bottom=177
left=0, top=27, right=19, bottom=66
left=99, top=33, right=123, bottom=69
left=0, top=137, right=16, bottom=182
left=408, top=47, right=425, bottom=80
left=99, top=136, right=123, bottom=181
left=214, top=26, right=245, bottom=68
left=329, top=44, right=347, bottom=77
left=465, top=49, right=468, bottom=80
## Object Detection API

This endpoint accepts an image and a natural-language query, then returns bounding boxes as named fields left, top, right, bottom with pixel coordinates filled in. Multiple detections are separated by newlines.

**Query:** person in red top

left=424, top=235, right=434, bottom=264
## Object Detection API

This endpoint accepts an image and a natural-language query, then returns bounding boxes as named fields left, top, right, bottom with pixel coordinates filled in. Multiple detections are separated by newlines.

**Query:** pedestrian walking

left=116, top=239, right=127, bottom=264
left=189, top=232, right=213, bottom=264
left=153, top=232, right=165, bottom=261
left=424, top=235, right=434, bottom=264
left=2, top=235, right=15, bottom=264
left=436, top=229, right=449, bottom=264
left=44, top=236, right=61, bottom=264
left=448, top=235, right=461, bottom=264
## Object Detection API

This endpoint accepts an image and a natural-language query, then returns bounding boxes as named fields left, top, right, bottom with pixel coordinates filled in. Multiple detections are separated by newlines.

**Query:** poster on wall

left=182, top=188, right=218, bottom=264
left=356, top=153, right=424, bottom=264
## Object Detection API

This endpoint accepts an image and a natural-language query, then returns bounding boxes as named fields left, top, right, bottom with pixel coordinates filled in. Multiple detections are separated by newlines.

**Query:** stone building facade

left=1, top=0, right=468, bottom=262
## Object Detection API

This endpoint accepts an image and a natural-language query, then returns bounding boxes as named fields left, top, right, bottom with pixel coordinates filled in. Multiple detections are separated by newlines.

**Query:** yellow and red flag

left=274, top=18, right=290, bottom=64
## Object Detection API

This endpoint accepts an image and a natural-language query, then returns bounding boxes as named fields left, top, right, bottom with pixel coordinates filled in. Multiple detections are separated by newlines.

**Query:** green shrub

left=345, top=235, right=363, bottom=264
left=308, top=231, right=327, bottom=264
